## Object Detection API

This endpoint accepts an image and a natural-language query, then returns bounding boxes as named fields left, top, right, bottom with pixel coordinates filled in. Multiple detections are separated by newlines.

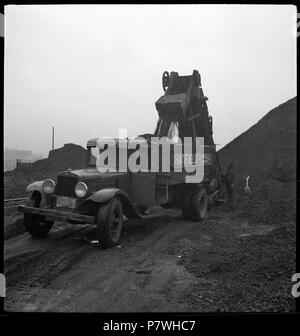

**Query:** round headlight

left=42, top=179, right=56, bottom=194
left=75, top=182, right=88, bottom=198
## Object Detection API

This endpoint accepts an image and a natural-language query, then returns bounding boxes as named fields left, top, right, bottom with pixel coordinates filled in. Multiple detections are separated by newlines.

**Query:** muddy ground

left=4, top=205, right=295, bottom=312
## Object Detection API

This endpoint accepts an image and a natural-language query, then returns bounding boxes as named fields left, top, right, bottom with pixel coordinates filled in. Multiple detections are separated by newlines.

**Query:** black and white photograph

left=1, top=4, right=298, bottom=317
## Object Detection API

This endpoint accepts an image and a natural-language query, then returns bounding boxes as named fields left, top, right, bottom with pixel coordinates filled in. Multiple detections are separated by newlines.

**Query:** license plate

left=56, top=196, right=76, bottom=209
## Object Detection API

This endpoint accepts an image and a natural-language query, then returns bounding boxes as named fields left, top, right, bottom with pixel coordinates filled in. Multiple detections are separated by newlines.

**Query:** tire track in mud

left=6, top=209, right=266, bottom=312
left=4, top=211, right=182, bottom=311
left=35, top=216, right=201, bottom=312
left=4, top=224, right=96, bottom=311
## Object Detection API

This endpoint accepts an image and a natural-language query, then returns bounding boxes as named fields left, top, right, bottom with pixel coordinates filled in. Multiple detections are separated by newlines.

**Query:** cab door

left=129, top=172, right=156, bottom=207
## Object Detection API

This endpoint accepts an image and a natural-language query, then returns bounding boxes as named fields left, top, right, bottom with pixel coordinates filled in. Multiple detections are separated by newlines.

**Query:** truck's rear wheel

left=24, top=213, right=53, bottom=237
left=181, top=193, right=194, bottom=220
left=96, top=197, right=123, bottom=248
left=182, top=188, right=208, bottom=221
left=191, top=188, right=208, bottom=221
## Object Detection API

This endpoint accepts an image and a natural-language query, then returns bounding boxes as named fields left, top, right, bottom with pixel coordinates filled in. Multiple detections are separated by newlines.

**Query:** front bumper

left=18, top=205, right=95, bottom=224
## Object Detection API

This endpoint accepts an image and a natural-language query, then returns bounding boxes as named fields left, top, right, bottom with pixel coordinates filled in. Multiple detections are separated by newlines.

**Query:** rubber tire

left=96, top=197, right=123, bottom=248
left=182, top=188, right=208, bottom=221
left=181, top=193, right=194, bottom=220
left=24, top=213, right=53, bottom=237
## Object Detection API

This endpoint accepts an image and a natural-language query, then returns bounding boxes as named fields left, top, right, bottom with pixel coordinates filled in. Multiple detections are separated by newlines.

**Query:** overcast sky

left=4, top=5, right=297, bottom=156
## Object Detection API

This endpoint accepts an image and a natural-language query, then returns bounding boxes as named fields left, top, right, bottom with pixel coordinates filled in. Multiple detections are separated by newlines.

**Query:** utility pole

left=52, top=126, right=54, bottom=150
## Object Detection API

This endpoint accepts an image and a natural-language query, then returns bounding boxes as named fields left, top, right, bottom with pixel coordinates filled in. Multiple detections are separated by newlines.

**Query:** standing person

left=225, top=162, right=235, bottom=211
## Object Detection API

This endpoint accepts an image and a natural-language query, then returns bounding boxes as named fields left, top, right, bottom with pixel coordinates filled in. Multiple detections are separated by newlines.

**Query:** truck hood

left=57, top=168, right=128, bottom=182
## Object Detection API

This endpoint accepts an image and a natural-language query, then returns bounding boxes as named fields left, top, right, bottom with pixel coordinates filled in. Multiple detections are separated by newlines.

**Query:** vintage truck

left=18, top=70, right=222, bottom=248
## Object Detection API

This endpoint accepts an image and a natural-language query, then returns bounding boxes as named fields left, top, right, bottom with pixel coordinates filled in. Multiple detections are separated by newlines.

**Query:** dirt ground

left=4, top=205, right=295, bottom=312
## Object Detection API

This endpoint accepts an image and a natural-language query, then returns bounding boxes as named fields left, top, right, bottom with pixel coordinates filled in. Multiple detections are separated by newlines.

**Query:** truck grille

left=56, top=176, right=78, bottom=197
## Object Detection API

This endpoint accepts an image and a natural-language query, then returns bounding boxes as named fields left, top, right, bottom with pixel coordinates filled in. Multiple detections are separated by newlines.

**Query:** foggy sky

left=4, top=5, right=297, bottom=156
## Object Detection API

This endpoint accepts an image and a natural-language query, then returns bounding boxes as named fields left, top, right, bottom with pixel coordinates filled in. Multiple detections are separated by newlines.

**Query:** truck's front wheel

left=24, top=213, right=53, bottom=237
left=96, top=197, right=123, bottom=248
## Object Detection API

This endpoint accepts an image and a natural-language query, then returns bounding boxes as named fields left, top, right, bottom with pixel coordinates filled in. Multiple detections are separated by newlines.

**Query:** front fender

left=87, top=188, right=142, bottom=219
left=26, top=181, right=47, bottom=207
left=88, top=188, right=130, bottom=203
left=26, top=181, right=44, bottom=194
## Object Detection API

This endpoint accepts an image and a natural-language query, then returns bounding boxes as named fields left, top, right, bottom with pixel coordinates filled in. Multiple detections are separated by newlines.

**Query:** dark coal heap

left=4, top=143, right=87, bottom=198
left=218, top=97, right=296, bottom=225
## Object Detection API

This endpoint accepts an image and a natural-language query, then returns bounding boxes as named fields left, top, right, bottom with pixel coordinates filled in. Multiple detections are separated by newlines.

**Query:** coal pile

left=4, top=143, right=87, bottom=198
left=218, top=97, right=296, bottom=226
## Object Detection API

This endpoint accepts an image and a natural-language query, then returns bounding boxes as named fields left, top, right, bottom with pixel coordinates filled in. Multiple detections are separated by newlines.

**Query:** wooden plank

left=4, top=198, right=27, bottom=203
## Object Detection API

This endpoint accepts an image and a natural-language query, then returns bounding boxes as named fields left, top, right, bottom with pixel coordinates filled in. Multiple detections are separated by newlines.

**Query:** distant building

left=4, top=148, right=43, bottom=171
left=16, top=158, right=33, bottom=168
